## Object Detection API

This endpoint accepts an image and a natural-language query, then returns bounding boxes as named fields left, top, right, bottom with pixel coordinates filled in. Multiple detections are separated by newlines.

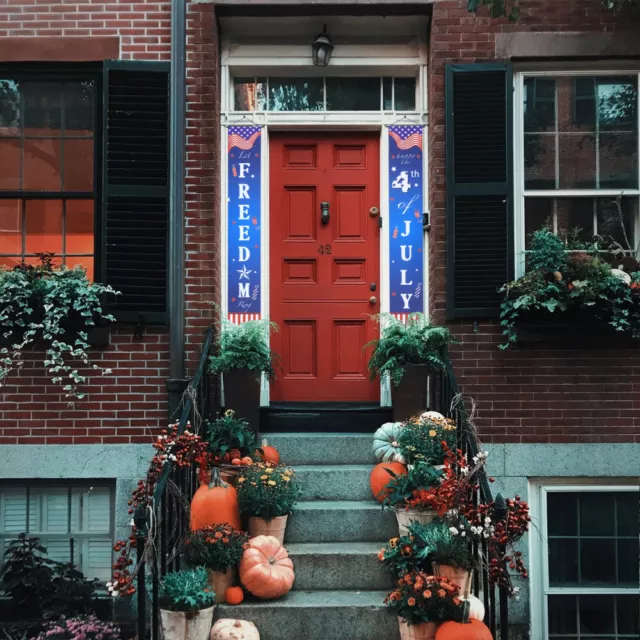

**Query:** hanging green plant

left=0, top=255, right=119, bottom=400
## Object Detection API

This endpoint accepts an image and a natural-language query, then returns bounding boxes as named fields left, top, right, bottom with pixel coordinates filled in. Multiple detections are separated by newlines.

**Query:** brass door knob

left=369, top=296, right=377, bottom=305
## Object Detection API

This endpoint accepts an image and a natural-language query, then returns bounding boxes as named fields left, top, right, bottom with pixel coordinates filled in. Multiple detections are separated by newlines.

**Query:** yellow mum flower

left=268, top=480, right=277, bottom=486
left=429, top=430, right=437, bottom=437
left=237, top=478, right=246, bottom=483
left=282, top=476, right=291, bottom=482
left=260, top=475, right=268, bottom=480
left=265, top=468, right=274, bottom=474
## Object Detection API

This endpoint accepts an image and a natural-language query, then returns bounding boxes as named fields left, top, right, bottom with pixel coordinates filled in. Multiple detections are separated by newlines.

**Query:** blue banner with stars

left=388, top=125, right=424, bottom=318
left=227, top=125, right=262, bottom=322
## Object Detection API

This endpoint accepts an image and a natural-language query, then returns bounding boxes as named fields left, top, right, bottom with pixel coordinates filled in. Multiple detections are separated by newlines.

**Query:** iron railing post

left=134, top=506, right=148, bottom=640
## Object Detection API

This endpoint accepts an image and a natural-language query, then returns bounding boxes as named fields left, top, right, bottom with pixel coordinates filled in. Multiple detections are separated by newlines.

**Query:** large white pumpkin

left=420, top=410, right=445, bottom=422
left=211, top=619, right=260, bottom=640
left=372, top=422, right=405, bottom=463
left=461, top=595, right=485, bottom=621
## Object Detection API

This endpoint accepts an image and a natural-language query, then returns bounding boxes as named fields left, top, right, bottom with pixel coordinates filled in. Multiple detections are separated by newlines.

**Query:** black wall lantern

left=311, top=25, right=334, bottom=67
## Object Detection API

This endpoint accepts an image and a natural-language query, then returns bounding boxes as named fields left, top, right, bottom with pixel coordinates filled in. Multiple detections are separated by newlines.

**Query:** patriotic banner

left=227, top=125, right=262, bottom=319
left=388, top=125, right=424, bottom=316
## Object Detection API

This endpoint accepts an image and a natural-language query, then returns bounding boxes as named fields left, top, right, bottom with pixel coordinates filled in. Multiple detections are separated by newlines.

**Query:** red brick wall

left=428, top=0, right=640, bottom=444
left=0, top=0, right=219, bottom=444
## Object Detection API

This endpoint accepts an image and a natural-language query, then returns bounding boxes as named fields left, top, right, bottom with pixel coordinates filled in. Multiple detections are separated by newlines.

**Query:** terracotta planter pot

left=393, top=364, right=429, bottom=422
left=224, top=369, right=261, bottom=433
left=433, top=563, right=473, bottom=596
left=160, top=606, right=214, bottom=640
left=207, top=568, right=234, bottom=604
left=398, top=618, right=438, bottom=640
left=248, top=515, right=288, bottom=544
left=395, top=507, right=437, bottom=536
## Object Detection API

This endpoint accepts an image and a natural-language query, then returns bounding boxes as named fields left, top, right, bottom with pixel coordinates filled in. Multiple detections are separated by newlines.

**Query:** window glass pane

left=579, top=492, right=615, bottom=536
left=580, top=538, right=616, bottom=585
left=548, top=492, right=578, bottom=536
left=64, top=81, right=95, bottom=134
left=548, top=595, right=577, bottom=634
left=233, top=77, right=267, bottom=112
left=23, top=82, right=62, bottom=137
left=0, top=79, right=21, bottom=135
left=524, top=198, right=553, bottom=249
left=597, top=76, right=637, bottom=129
left=617, top=594, right=640, bottom=634
left=524, top=132, right=556, bottom=190
left=578, top=595, right=615, bottom=635
left=548, top=538, right=578, bottom=585
left=63, top=139, right=93, bottom=191
left=617, top=538, right=640, bottom=585
left=383, top=77, right=393, bottom=110
left=0, top=199, right=21, bottom=255
left=524, top=77, right=556, bottom=132
left=596, top=197, right=636, bottom=249
left=617, top=492, right=640, bottom=536
left=25, top=199, right=63, bottom=255
left=23, top=139, right=62, bottom=191
left=66, top=256, right=93, bottom=280
left=269, top=78, right=323, bottom=111
left=326, top=77, right=380, bottom=111
left=564, top=199, right=594, bottom=243
left=66, top=199, right=94, bottom=255
left=600, top=130, right=638, bottom=188
left=0, top=138, right=21, bottom=190
left=558, top=132, right=596, bottom=189
left=394, top=77, right=416, bottom=111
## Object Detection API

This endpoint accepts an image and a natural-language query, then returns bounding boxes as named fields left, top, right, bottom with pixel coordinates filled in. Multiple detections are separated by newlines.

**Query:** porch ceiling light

left=311, top=26, right=334, bottom=67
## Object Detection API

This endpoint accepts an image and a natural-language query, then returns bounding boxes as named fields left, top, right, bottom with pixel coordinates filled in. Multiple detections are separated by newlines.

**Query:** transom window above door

left=233, top=76, right=417, bottom=112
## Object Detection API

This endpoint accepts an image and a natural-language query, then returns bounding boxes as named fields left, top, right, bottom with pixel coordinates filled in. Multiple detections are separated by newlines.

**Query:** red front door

left=270, top=133, right=380, bottom=402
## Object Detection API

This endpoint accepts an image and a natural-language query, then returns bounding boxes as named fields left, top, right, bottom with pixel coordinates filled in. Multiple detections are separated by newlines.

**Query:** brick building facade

left=0, top=1, right=638, bottom=637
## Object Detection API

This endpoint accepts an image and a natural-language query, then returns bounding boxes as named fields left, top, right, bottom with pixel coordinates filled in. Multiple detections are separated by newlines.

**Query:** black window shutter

left=445, top=64, right=514, bottom=319
left=102, top=60, right=170, bottom=324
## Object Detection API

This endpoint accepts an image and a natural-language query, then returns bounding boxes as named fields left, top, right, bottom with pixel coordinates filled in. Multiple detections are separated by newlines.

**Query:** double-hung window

left=516, top=72, right=640, bottom=273
left=533, top=485, right=639, bottom=640
left=0, top=72, right=98, bottom=279
left=0, top=483, right=114, bottom=581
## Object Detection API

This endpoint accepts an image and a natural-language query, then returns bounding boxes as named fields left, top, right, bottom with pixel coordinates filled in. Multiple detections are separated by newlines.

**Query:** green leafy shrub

left=205, top=410, right=257, bottom=462
left=0, top=534, right=98, bottom=622
left=382, top=462, right=443, bottom=510
left=500, top=228, right=640, bottom=347
left=236, top=463, right=301, bottom=520
left=0, top=256, right=118, bottom=399
left=397, top=415, right=458, bottom=465
left=209, top=318, right=279, bottom=381
left=183, top=524, right=250, bottom=573
left=366, top=313, right=453, bottom=386
left=160, top=567, right=214, bottom=612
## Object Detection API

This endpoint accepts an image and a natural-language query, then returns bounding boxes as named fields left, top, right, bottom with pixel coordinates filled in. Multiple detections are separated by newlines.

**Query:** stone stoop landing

left=216, top=432, right=400, bottom=640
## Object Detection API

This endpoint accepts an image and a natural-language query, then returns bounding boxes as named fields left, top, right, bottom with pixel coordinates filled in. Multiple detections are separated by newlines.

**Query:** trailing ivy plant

left=499, top=228, right=640, bottom=347
left=468, top=0, right=636, bottom=20
left=366, top=313, right=453, bottom=386
left=208, top=317, right=279, bottom=381
left=0, top=256, right=118, bottom=399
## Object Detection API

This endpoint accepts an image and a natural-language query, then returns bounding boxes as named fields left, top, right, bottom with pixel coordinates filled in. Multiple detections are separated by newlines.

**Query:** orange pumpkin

left=231, top=458, right=242, bottom=466
left=241, top=456, right=253, bottom=466
left=258, top=439, right=280, bottom=465
left=370, top=462, right=407, bottom=503
left=224, top=586, right=244, bottom=605
left=239, top=535, right=294, bottom=599
left=190, top=468, right=241, bottom=531
left=436, top=619, right=493, bottom=640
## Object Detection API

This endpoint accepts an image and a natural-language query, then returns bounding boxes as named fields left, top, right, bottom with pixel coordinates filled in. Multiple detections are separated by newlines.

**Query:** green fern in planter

left=208, top=318, right=279, bottom=381
left=159, top=567, right=214, bottom=613
left=366, top=313, right=453, bottom=386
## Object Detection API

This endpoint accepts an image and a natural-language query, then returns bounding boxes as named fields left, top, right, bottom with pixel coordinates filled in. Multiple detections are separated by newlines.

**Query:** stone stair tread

left=286, top=541, right=382, bottom=554
left=295, top=464, right=373, bottom=471
left=219, top=589, right=389, bottom=608
left=267, top=432, right=374, bottom=437
left=295, top=500, right=381, bottom=509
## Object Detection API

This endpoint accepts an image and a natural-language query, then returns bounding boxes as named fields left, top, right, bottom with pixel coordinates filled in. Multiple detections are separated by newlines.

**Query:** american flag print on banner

left=388, top=125, right=423, bottom=151
left=388, top=125, right=424, bottom=314
left=228, top=125, right=262, bottom=321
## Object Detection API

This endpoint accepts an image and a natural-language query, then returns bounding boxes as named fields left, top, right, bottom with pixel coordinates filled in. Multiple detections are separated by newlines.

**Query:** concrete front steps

left=216, top=432, right=400, bottom=640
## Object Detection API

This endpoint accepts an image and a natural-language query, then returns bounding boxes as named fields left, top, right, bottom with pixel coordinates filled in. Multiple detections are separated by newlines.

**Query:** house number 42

left=318, top=244, right=332, bottom=255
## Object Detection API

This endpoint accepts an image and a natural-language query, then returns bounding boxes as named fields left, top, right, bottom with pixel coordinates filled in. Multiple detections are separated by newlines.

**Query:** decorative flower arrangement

left=384, top=571, right=463, bottom=625
left=397, top=415, right=457, bottom=465
left=236, top=463, right=300, bottom=520
left=109, top=424, right=208, bottom=597
left=500, top=227, right=640, bottom=347
left=29, top=616, right=120, bottom=640
left=382, top=462, right=443, bottom=511
left=205, top=410, right=257, bottom=465
left=0, top=255, right=119, bottom=399
left=183, top=524, right=250, bottom=573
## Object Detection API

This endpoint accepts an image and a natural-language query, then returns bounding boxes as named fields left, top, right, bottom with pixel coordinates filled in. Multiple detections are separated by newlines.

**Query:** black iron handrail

left=429, top=349, right=510, bottom=639
left=135, top=327, right=213, bottom=640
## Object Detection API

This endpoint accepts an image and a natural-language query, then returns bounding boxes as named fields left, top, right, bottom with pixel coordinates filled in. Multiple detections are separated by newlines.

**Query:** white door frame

left=220, top=44, right=429, bottom=407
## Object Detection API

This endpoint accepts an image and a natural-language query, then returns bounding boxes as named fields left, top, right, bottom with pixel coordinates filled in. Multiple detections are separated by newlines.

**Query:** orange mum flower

left=214, top=532, right=223, bottom=539
left=453, top=597, right=461, bottom=605
left=437, top=589, right=446, bottom=598
left=407, top=598, right=416, bottom=606
left=378, top=549, right=385, bottom=562
left=423, top=590, right=432, bottom=599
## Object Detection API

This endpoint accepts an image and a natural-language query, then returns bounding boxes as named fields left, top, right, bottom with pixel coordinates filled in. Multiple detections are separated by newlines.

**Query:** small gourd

left=258, top=439, right=280, bottom=465
left=420, top=410, right=445, bottom=422
left=211, top=619, right=260, bottom=640
left=461, top=594, right=485, bottom=621
left=372, top=422, right=405, bottom=463
left=224, top=586, right=245, bottom=606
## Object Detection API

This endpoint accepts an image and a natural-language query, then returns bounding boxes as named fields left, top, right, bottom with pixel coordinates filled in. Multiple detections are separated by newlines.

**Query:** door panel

left=270, top=133, right=380, bottom=402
